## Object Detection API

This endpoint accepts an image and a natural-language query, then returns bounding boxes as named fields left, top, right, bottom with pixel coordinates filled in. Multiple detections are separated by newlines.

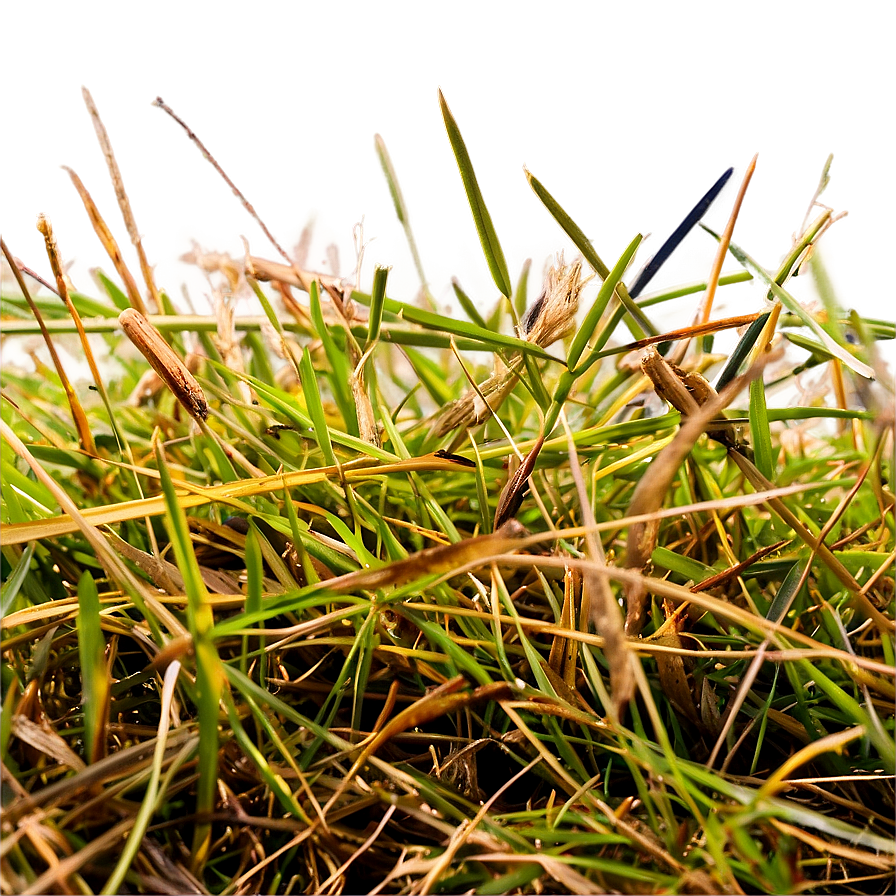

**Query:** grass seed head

left=522, top=254, right=590, bottom=348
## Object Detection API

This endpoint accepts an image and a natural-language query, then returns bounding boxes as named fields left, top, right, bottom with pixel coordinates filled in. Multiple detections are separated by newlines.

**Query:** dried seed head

left=119, top=308, right=209, bottom=421
left=521, top=254, right=589, bottom=348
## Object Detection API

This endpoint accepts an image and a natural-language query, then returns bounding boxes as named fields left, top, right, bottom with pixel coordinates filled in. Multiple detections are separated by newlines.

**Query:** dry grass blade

left=119, top=308, right=209, bottom=421
left=153, top=96, right=298, bottom=277
left=0, top=451, right=478, bottom=545
left=63, top=166, right=145, bottom=309
left=696, top=154, right=757, bottom=328
left=415, top=757, right=543, bottom=894
left=728, top=449, right=894, bottom=632
left=20, top=818, right=136, bottom=896
left=82, top=86, right=158, bottom=312
left=560, top=413, right=634, bottom=717
left=36, top=214, right=140, bottom=460
left=319, top=519, right=527, bottom=594
left=1, top=237, right=94, bottom=454
left=0, top=419, right=185, bottom=639
left=324, top=679, right=514, bottom=812
left=494, top=433, right=544, bottom=528
left=624, top=360, right=761, bottom=635
left=613, top=311, right=762, bottom=356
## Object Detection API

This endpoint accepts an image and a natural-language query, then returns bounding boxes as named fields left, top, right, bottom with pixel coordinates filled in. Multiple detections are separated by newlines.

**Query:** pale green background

left=3, top=1, right=891, bottom=335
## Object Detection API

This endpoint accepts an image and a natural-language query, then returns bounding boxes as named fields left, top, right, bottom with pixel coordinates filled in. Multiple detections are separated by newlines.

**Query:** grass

left=1, top=90, right=894, bottom=896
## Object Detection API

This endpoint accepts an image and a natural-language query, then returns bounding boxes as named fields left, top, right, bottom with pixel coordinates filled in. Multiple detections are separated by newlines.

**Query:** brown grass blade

left=324, top=678, right=513, bottom=812
left=38, top=213, right=125, bottom=455
left=614, top=311, right=762, bottom=355
left=119, top=308, right=209, bottom=421
left=0, top=420, right=186, bottom=639
left=82, top=87, right=158, bottom=313
left=153, top=96, right=298, bottom=279
left=560, top=413, right=635, bottom=716
left=2, top=235, right=95, bottom=455
left=63, top=166, right=144, bottom=309
left=698, top=154, right=757, bottom=326
left=494, top=432, right=545, bottom=529
left=623, top=363, right=757, bottom=635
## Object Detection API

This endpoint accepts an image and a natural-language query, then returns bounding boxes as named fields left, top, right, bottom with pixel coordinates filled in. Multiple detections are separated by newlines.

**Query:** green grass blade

left=100, top=661, right=187, bottom=896
left=350, top=287, right=559, bottom=361
left=243, top=523, right=265, bottom=683
left=724, top=239, right=875, bottom=379
left=567, top=234, right=643, bottom=372
left=439, top=90, right=512, bottom=298
left=366, top=265, right=390, bottom=347
left=155, top=437, right=223, bottom=867
left=748, top=372, right=774, bottom=480
left=525, top=169, right=655, bottom=337
left=0, top=543, right=35, bottom=616
left=452, top=277, right=488, bottom=329
left=76, top=570, right=109, bottom=764
left=298, top=346, right=337, bottom=466
left=308, top=280, right=357, bottom=435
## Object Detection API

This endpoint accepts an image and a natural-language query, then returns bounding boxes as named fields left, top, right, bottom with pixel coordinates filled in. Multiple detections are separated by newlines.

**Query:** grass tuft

left=1, top=95, right=894, bottom=896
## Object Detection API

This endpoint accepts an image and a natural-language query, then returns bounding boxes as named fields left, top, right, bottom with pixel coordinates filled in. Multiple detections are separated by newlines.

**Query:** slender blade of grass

left=439, top=90, right=512, bottom=298
left=154, top=436, right=223, bottom=868
left=724, top=239, right=875, bottom=379
left=524, top=170, right=655, bottom=336
left=76, top=571, right=109, bottom=764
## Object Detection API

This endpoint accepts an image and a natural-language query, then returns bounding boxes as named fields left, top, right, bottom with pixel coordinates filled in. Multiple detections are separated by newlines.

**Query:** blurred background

left=3, top=1, right=892, bottom=339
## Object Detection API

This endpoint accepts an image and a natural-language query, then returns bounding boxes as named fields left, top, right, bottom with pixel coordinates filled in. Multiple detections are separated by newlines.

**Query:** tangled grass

left=1, top=89, right=893, bottom=895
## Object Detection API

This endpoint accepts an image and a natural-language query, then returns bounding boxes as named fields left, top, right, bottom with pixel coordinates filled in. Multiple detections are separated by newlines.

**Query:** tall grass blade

left=439, top=90, right=512, bottom=298
left=76, top=570, right=109, bottom=764
left=154, top=437, right=223, bottom=868
left=628, top=167, right=733, bottom=298
left=524, top=170, right=655, bottom=336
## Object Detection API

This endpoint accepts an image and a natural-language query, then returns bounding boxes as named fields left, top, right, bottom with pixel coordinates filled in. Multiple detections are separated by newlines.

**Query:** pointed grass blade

left=0, top=543, right=35, bottom=617
left=439, top=90, right=512, bottom=298
left=628, top=167, right=733, bottom=298
left=64, top=166, right=145, bottom=312
left=351, top=288, right=560, bottom=361
left=749, top=372, right=774, bottom=480
left=451, top=277, right=488, bottom=329
left=724, top=239, right=875, bottom=379
left=298, top=346, right=337, bottom=466
left=715, top=312, right=771, bottom=390
left=2, top=236, right=95, bottom=455
left=76, top=571, right=109, bottom=764
left=375, top=133, right=409, bottom=224
left=308, top=280, right=357, bottom=435
left=567, top=233, right=643, bottom=371
left=154, top=437, right=222, bottom=865
left=525, top=169, right=655, bottom=335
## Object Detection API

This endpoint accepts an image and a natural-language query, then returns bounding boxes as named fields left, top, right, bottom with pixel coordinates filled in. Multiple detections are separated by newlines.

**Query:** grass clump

left=1, top=90, right=894, bottom=895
